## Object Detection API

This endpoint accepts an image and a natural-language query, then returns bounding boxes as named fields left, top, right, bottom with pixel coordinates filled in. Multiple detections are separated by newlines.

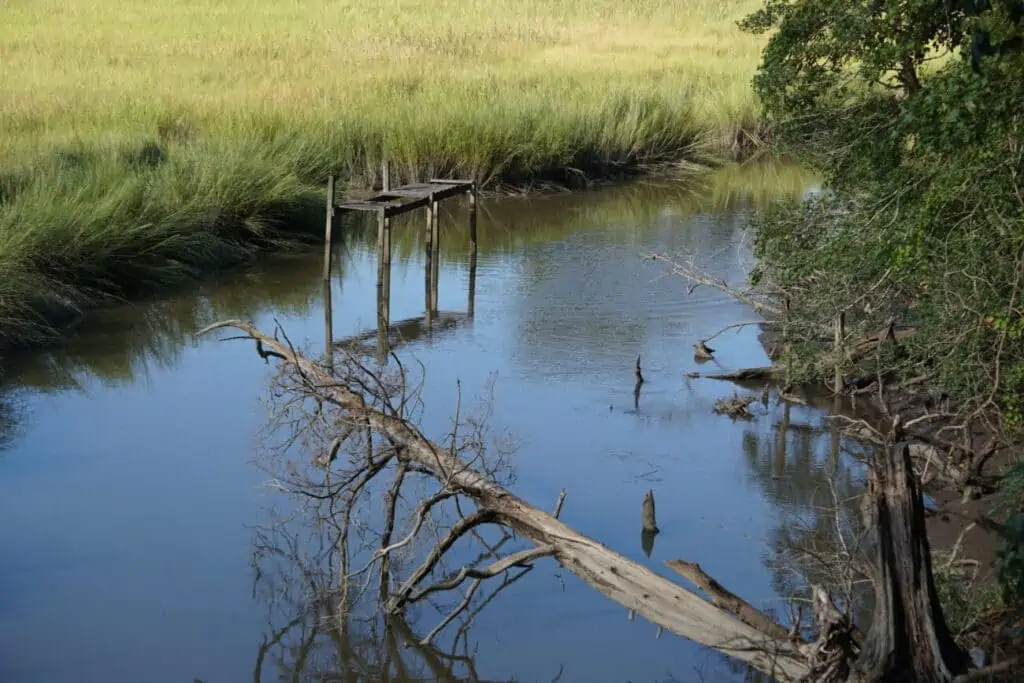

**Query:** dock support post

left=468, top=183, right=478, bottom=254
left=377, top=212, right=391, bottom=326
left=424, top=197, right=434, bottom=325
left=323, top=175, right=336, bottom=371
left=430, top=199, right=440, bottom=314
left=382, top=160, right=391, bottom=192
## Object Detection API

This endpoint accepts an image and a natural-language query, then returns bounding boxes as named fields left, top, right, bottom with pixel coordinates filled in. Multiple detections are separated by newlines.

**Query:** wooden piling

left=468, top=183, right=478, bottom=254
left=382, top=159, right=391, bottom=192
left=782, top=295, right=791, bottom=387
left=377, top=213, right=391, bottom=329
left=424, top=196, right=434, bottom=324
left=429, top=199, right=440, bottom=314
left=323, top=175, right=335, bottom=282
left=323, top=175, right=336, bottom=371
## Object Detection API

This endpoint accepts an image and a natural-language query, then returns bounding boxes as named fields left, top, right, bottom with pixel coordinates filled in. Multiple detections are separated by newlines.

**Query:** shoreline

left=0, top=142, right=773, bottom=359
left=754, top=320, right=1005, bottom=581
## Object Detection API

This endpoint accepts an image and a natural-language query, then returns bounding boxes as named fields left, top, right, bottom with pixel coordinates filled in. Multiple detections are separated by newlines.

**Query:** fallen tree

left=198, top=319, right=1014, bottom=682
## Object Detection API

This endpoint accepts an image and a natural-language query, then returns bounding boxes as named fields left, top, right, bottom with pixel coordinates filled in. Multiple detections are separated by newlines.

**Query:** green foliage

left=995, top=510, right=1024, bottom=607
left=933, top=554, right=1005, bottom=637
left=740, top=0, right=1024, bottom=604
left=992, top=462, right=1024, bottom=607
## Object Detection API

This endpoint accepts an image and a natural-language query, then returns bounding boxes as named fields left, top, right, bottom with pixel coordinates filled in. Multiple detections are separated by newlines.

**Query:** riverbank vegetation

left=0, top=0, right=770, bottom=349
left=726, top=0, right=1024, bottom=670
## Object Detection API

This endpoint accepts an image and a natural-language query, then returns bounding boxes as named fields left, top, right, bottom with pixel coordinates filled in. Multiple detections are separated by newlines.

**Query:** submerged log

left=685, top=366, right=781, bottom=381
left=713, top=393, right=757, bottom=419
left=198, top=320, right=811, bottom=682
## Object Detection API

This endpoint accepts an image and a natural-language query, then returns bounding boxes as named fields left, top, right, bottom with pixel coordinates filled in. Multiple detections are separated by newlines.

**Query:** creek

left=0, top=166, right=875, bottom=683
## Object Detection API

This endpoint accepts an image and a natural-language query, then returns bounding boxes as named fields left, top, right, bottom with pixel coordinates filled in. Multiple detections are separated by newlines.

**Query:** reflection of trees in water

left=247, top=511, right=516, bottom=683
left=6, top=251, right=336, bottom=391
left=347, top=163, right=814, bottom=265
left=509, top=207, right=754, bottom=378
left=247, top=467, right=745, bottom=683
left=707, top=397, right=877, bottom=683
left=740, top=398, right=875, bottom=633
left=0, top=389, right=26, bottom=453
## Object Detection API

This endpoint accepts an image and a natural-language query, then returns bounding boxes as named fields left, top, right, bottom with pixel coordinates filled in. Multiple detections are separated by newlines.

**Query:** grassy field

left=0, top=0, right=769, bottom=349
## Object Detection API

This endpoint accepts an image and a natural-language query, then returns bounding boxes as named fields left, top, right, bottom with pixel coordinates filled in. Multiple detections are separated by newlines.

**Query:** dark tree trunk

left=854, top=444, right=971, bottom=682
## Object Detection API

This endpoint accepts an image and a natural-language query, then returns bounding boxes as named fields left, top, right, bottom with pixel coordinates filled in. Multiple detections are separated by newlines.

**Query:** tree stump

left=853, top=444, right=971, bottom=682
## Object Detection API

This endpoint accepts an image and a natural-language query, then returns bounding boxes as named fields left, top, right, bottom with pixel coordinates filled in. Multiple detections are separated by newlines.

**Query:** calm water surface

left=0, top=168, right=865, bottom=683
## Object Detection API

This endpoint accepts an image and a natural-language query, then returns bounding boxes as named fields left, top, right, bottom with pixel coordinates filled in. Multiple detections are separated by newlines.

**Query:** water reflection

left=641, top=529, right=657, bottom=558
left=0, top=162, right=854, bottom=683
left=247, top=490, right=743, bottom=683
left=738, top=394, right=875, bottom=636
left=2, top=163, right=815, bottom=392
left=248, top=510, right=521, bottom=683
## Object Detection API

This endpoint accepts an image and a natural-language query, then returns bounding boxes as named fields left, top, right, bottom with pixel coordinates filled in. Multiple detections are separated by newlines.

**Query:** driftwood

left=714, top=393, right=757, bottom=419
left=198, top=319, right=811, bottom=682
left=685, top=366, right=781, bottom=381
left=667, top=559, right=792, bottom=642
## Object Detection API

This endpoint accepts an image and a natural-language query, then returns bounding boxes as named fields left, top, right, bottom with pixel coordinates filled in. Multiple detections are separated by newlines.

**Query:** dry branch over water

left=198, top=317, right=1020, bottom=682
left=198, top=318, right=811, bottom=680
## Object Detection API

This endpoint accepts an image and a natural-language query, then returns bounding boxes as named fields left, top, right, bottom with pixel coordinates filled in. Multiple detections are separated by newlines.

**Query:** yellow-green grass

left=0, top=0, right=770, bottom=350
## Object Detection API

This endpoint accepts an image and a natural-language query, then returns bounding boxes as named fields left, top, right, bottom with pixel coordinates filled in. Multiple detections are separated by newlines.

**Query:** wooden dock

left=321, top=162, right=479, bottom=367
left=334, top=179, right=475, bottom=219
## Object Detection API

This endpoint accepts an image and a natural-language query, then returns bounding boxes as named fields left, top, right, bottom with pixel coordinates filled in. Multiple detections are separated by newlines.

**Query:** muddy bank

left=753, top=324, right=1005, bottom=578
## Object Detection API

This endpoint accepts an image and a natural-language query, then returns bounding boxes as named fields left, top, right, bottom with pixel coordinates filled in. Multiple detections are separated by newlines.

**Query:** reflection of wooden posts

left=424, top=196, right=434, bottom=324
left=468, top=183, right=477, bottom=319
left=329, top=177, right=478, bottom=341
left=429, top=198, right=440, bottom=314
left=834, top=310, right=845, bottom=393
left=323, top=175, right=336, bottom=371
left=468, top=183, right=478, bottom=253
left=782, top=295, right=791, bottom=387
left=382, top=215, right=391, bottom=313
left=829, top=395, right=841, bottom=476
left=774, top=401, right=790, bottom=479
left=468, top=248, right=477, bottom=319
left=377, top=213, right=392, bottom=361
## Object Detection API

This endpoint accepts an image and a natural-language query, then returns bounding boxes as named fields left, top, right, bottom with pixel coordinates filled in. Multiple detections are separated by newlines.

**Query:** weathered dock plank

left=334, top=180, right=473, bottom=218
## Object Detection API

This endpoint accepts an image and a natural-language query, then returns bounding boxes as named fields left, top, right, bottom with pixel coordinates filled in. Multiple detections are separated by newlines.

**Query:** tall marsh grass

left=0, top=0, right=770, bottom=348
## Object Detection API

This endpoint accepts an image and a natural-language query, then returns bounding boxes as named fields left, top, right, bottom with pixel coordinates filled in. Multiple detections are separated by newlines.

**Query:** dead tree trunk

left=199, top=319, right=812, bottom=682
left=853, top=442, right=970, bottom=683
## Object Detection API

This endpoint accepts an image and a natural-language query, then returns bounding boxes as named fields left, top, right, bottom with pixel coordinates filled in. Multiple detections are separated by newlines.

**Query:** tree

left=729, top=0, right=1024, bottom=678
left=738, top=0, right=1024, bottom=487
